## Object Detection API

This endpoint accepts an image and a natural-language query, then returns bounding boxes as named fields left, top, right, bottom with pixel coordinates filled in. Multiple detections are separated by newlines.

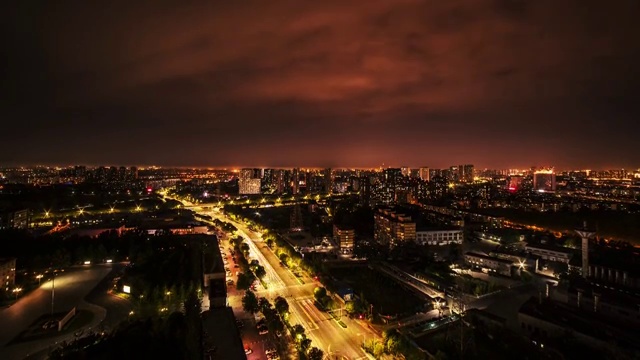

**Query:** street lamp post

left=36, top=274, right=43, bottom=285
left=12, top=287, right=23, bottom=300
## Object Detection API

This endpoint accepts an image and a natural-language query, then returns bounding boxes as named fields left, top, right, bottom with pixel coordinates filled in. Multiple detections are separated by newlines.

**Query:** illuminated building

left=416, top=228, right=463, bottom=246
left=333, top=225, right=355, bottom=253
left=458, top=164, right=474, bottom=182
left=400, top=167, right=410, bottom=177
left=238, top=168, right=261, bottom=194
left=0, top=209, right=28, bottom=229
left=419, top=167, right=430, bottom=182
left=464, top=252, right=512, bottom=276
left=292, top=168, right=300, bottom=195
left=533, top=169, right=556, bottom=193
left=324, top=168, right=333, bottom=194
left=507, top=175, right=524, bottom=192
left=0, top=258, right=16, bottom=292
left=374, top=208, right=416, bottom=246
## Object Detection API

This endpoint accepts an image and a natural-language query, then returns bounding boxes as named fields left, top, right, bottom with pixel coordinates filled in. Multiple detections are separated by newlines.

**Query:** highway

left=175, top=196, right=377, bottom=360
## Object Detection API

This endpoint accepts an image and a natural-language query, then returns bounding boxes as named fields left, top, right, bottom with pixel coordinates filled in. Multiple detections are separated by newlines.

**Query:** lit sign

left=123, top=285, right=131, bottom=294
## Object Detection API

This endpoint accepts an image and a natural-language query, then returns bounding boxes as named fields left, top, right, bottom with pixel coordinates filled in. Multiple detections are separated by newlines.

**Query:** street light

left=36, top=274, right=43, bottom=285
left=12, top=287, right=22, bottom=300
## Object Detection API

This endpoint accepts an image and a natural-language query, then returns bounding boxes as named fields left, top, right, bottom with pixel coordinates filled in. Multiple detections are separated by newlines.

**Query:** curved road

left=0, top=263, right=132, bottom=360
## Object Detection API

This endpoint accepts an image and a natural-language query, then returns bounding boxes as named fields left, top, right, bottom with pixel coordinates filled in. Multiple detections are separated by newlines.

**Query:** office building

left=374, top=208, right=416, bottom=245
left=0, top=258, right=16, bottom=292
left=533, top=169, right=556, bottom=193
left=400, top=167, right=410, bottom=177
left=333, top=225, right=355, bottom=254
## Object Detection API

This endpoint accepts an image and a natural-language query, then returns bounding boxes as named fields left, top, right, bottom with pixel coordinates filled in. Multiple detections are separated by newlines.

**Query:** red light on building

left=146, top=187, right=153, bottom=193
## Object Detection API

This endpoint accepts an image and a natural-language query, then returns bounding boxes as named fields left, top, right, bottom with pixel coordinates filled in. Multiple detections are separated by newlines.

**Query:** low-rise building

left=525, top=243, right=573, bottom=264
left=0, top=258, right=16, bottom=292
left=464, top=252, right=513, bottom=276
left=333, top=225, right=355, bottom=254
left=518, top=296, right=640, bottom=356
left=416, top=227, right=463, bottom=245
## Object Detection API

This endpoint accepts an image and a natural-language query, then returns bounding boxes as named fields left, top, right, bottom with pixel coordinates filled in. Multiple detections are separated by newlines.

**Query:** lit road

left=0, top=265, right=113, bottom=360
left=173, top=196, right=377, bottom=360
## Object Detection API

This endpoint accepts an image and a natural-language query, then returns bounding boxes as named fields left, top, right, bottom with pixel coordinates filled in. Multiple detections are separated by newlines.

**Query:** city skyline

left=3, top=1, right=640, bottom=168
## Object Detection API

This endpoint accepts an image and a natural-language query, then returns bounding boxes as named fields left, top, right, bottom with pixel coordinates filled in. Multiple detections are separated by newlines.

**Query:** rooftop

left=203, top=307, right=246, bottom=360
left=519, top=297, right=640, bottom=351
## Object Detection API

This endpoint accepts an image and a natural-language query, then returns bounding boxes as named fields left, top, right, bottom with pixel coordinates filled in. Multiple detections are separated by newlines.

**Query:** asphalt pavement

left=0, top=264, right=114, bottom=360
left=203, top=207, right=376, bottom=360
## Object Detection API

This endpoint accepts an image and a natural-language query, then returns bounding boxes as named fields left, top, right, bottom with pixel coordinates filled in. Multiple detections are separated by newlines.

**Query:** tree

left=258, top=297, right=271, bottom=313
left=291, top=324, right=305, bottom=339
left=236, top=272, right=254, bottom=290
left=265, top=238, right=274, bottom=248
left=254, top=266, right=266, bottom=280
left=240, top=243, right=250, bottom=254
left=299, top=338, right=312, bottom=353
left=267, top=315, right=284, bottom=334
left=274, top=296, right=289, bottom=316
left=278, top=252, right=289, bottom=265
left=313, top=287, right=327, bottom=304
left=307, top=347, right=324, bottom=360
left=242, top=291, right=259, bottom=314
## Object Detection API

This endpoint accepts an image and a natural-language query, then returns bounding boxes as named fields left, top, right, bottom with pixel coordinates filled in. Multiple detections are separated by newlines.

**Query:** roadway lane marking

left=299, top=299, right=327, bottom=324
left=295, top=299, right=319, bottom=330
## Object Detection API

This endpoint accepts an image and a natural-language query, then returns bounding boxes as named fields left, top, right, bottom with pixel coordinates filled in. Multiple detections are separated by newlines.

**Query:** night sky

left=3, top=1, right=640, bottom=169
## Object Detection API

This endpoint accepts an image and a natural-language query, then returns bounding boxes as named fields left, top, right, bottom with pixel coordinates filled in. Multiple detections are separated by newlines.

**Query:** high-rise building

left=419, top=167, right=430, bottom=182
left=458, top=164, right=474, bottom=182
left=359, top=175, right=372, bottom=206
left=292, top=168, right=300, bottom=195
left=238, top=168, right=261, bottom=195
left=275, top=170, right=286, bottom=194
left=129, top=166, right=138, bottom=180
left=381, top=168, right=404, bottom=205
left=333, top=225, right=355, bottom=254
left=323, top=168, right=333, bottom=194
left=400, top=167, right=410, bottom=177
left=290, top=205, right=303, bottom=231
left=533, top=169, right=556, bottom=193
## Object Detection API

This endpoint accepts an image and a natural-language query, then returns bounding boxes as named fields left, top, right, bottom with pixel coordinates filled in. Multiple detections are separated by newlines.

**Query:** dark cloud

left=1, top=0, right=639, bottom=168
